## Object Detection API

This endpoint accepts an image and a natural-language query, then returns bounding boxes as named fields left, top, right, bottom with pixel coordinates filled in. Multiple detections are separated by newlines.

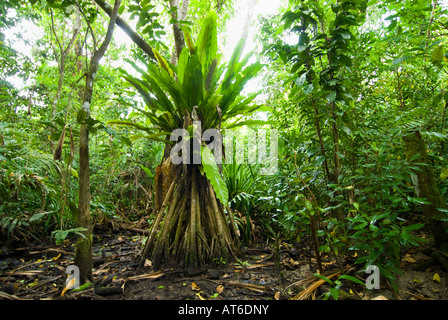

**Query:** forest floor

left=1, top=222, right=448, bottom=301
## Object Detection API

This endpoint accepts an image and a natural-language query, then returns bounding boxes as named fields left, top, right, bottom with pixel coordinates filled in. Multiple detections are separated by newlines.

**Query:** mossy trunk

left=404, top=130, right=448, bottom=247
left=75, top=124, right=93, bottom=284
left=75, top=0, right=120, bottom=284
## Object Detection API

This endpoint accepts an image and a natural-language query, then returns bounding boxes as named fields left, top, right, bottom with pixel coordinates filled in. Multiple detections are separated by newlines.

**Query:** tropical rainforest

left=1, top=0, right=448, bottom=301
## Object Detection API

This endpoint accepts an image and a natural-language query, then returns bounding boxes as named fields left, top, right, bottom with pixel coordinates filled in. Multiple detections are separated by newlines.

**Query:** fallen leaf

left=53, top=253, right=61, bottom=261
left=144, top=259, right=152, bottom=267
left=433, top=273, right=441, bottom=283
left=371, top=295, right=388, bottom=300
left=216, top=285, right=224, bottom=294
left=196, top=292, right=206, bottom=300
left=403, top=254, right=417, bottom=263
left=191, top=282, right=201, bottom=291
left=61, top=276, right=77, bottom=297
left=223, top=273, right=230, bottom=279
left=274, top=291, right=280, bottom=300
left=60, top=286, right=69, bottom=297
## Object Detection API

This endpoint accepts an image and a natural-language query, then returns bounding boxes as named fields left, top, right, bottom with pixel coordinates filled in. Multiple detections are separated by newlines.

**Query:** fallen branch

left=245, top=263, right=275, bottom=270
left=29, top=275, right=62, bottom=292
left=116, top=222, right=148, bottom=235
left=94, top=0, right=156, bottom=61
left=127, top=270, right=165, bottom=281
left=206, top=279, right=273, bottom=293
left=28, top=248, right=73, bottom=256
left=292, top=270, right=341, bottom=300
left=285, top=269, right=352, bottom=300
left=226, top=281, right=273, bottom=293
left=5, top=270, right=45, bottom=277
left=0, top=291, right=27, bottom=300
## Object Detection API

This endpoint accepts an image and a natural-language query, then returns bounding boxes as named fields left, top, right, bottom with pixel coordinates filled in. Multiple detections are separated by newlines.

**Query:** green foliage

left=347, top=209, right=424, bottom=282
left=252, top=0, right=446, bottom=290
left=224, top=163, right=257, bottom=211
left=315, top=273, right=365, bottom=300
left=0, top=122, right=62, bottom=239
left=2, top=0, right=448, bottom=295
left=128, top=0, right=166, bottom=43
left=201, top=145, right=228, bottom=205
left=51, top=227, right=87, bottom=245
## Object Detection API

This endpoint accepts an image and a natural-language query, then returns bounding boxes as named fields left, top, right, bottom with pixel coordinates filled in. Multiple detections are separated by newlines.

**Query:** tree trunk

left=140, top=163, right=237, bottom=270
left=170, top=0, right=190, bottom=65
left=94, top=0, right=156, bottom=62
left=75, top=0, right=121, bottom=284
left=168, top=0, right=186, bottom=65
left=76, top=123, right=93, bottom=283
left=404, top=130, right=448, bottom=248
left=49, top=10, right=80, bottom=153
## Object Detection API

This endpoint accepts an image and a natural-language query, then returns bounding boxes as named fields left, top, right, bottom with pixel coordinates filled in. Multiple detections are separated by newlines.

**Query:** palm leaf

left=154, top=49, right=174, bottom=78
left=196, top=11, right=218, bottom=75
left=122, top=74, right=154, bottom=108
left=223, top=119, right=274, bottom=130
left=182, top=54, right=203, bottom=110
left=177, top=47, right=189, bottom=85
left=222, top=38, right=246, bottom=91
left=220, top=63, right=264, bottom=114
left=183, top=28, right=196, bottom=54
left=201, top=146, right=228, bottom=205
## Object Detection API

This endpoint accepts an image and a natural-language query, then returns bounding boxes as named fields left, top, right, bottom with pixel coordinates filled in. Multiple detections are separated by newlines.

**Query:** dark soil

left=1, top=223, right=447, bottom=300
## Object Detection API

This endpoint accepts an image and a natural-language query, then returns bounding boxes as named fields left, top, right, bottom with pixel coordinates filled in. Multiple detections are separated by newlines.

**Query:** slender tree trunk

left=325, top=55, right=343, bottom=219
left=75, top=0, right=121, bottom=284
left=180, top=0, right=189, bottom=20
left=170, top=0, right=190, bottom=65
left=76, top=123, right=93, bottom=283
left=169, top=0, right=186, bottom=65
left=303, top=45, right=330, bottom=184
left=441, top=101, right=447, bottom=155
left=49, top=12, right=80, bottom=153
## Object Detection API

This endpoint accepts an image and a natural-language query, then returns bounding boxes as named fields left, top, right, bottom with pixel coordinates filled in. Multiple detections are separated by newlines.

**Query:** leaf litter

left=1, top=224, right=448, bottom=300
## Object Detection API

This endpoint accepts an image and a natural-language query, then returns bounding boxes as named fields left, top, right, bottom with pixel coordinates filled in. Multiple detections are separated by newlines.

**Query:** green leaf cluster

left=121, top=11, right=264, bottom=133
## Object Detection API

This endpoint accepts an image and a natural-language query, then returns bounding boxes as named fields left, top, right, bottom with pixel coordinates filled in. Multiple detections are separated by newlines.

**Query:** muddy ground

left=1, top=223, right=447, bottom=301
